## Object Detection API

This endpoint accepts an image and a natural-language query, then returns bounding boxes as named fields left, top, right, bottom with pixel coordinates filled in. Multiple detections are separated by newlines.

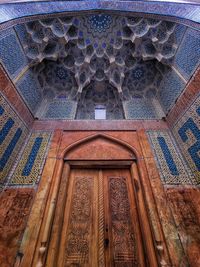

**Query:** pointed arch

left=60, top=133, right=141, bottom=160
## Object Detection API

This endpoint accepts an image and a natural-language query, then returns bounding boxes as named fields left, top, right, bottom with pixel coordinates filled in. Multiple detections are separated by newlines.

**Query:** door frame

left=27, top=133, right=160, bottom=267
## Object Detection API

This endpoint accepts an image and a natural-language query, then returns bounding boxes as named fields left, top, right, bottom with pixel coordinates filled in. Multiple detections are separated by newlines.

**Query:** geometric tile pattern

left=0, top=1, right=200, bottom=27
left=13, top=14, right=186, bottom=120
left=0, top=93, right=28, bottom=186
left=0, top=16, right=197, bottom=121
left=44, top=100, right=77, bottom=119
left=10, top=131, right=51, bottom=186
left=14, top=24, right=29, bottom=47
left=174, top=28, right=200, bottom=80
left=173, top=24, right=186, bottom=45
left=159, top=69, right=186, bottom=113
left=157, top=136, right=179, bottom=176
left=147, top=130, right=196, bottom=185
left=172, top=94, right=200, bottom=184
left=16, top=70, right=42, bottom=114
left=0, top=28, right=28, bottom=78
left=124, top=98, right=159, bottom=119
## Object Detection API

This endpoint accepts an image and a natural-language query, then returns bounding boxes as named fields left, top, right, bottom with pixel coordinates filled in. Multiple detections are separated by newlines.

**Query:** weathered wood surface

left=103, top=168, right=146, bottom=267
left=166, top=186, right=200, bottom=266
left=131, top=162, right=159, bottom=267
left=45, top=164, right=70, bottom=267
left=50, top=168, right=147, bottom=267
left=0, top=188, right=34, bottom=267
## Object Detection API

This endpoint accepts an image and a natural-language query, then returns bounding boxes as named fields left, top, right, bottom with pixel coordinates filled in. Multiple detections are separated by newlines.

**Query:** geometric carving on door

left=53, top=168, right=145, bottom=267
left=109, top=177, right=138, bottom=266
left=65, top=177, right=93, bottom=265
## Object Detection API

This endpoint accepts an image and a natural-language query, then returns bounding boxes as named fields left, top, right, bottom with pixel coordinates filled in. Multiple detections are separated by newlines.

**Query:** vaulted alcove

left=0, top=1, right=200, bottom=266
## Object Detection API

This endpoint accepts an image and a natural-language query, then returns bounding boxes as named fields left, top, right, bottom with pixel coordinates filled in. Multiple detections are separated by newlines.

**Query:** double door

left=53, top=168, right=146, bottom=267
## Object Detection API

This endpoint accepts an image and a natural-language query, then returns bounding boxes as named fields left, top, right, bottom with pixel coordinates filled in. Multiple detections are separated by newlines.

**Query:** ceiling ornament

left=17, top=13, right=180, bottom=118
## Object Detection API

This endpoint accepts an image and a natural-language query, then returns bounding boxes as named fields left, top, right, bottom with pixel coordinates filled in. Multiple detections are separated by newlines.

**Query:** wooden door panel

left=57, top=169, right=99, bottom=267
left=54, top=168, right=145, bottom=267
left=103, top=169, right=145, bottom=267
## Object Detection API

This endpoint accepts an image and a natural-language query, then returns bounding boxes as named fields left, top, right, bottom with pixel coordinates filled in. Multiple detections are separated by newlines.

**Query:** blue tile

left=175, top=28, right=200, bottom=80
left=188, top=141, right=200, bottom=171
left=14, top=24, right=29, bottom=44
left=16, top=70, right=42, bottom=114
left=174, top=24, right=187, bottom=44
left=88, top=14, right=113, bottom=33
left=148, top=130, right=195, bottom=184
left=0, top=105, right=4, bottom=116
left=0, top=118, right=14, bottom=145
left=0, top=28, right=27, bottom=78
left=196, top=106, right=200, bottom=116
left=157, top=136, right=179, bottom=175
left=44, top=100, right=76, bottom=119
left=0, top=2, right=200, bottom=26
left=0, top=93, right=28, bottom=185
left=172, top=95, right=200, bottom=183
left=0, top=128, right=22, bottom=171
left=10, top=131, right=51, bottom=185
left=22, top=137, right=43, bottom=176
left=178, top=118, right=200, bottom=171
left=124, top=98, right=158, bottom=119
left=159, top=69, right=185, bottom=112
left=178, top=118, right=200, bottom=142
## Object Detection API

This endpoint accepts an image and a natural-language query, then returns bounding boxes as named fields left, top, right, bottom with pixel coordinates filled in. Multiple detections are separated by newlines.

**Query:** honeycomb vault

left=17, top=13, right=181, bottom=119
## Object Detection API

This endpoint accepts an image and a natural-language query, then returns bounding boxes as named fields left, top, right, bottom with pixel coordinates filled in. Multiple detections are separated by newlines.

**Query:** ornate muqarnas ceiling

left=20, top=13, right=179, bottom=119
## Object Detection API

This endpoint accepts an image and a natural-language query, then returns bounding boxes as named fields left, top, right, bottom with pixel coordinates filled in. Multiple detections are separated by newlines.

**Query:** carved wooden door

left=56, top=168, right=145, bottom=267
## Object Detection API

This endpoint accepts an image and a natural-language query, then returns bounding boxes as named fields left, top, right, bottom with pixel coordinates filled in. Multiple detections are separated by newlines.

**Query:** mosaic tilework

left=174, top=28, right=200, bottom=80
left=0, top=28, right=27, bottom=78
left=44, top=99, right=77, bottom=119
left=0, top=93, right=28, bottom=185
left=88, top=14, right=113, bottom=33
left=157, top=137, right=179, bottom=176
left=148, top=130, right=196, bottom=185
left=172, top=94, right=200, bottom=184
left=159, top=69, right=186, bottom=113
left=0, top=1, right=200, bottom=27
left=174, top=24, right=187, bottom=44
left=10, top=131, right=51, bottom=185
left=16, top=70, right=42, bottom=114
left=14, top=24, right=29, bottom=45
left=124, top=98, right=159, bottom=119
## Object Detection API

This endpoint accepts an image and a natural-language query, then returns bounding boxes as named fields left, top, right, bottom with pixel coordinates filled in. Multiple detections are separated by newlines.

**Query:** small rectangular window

left=95, top=107, right=106, bottom=120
